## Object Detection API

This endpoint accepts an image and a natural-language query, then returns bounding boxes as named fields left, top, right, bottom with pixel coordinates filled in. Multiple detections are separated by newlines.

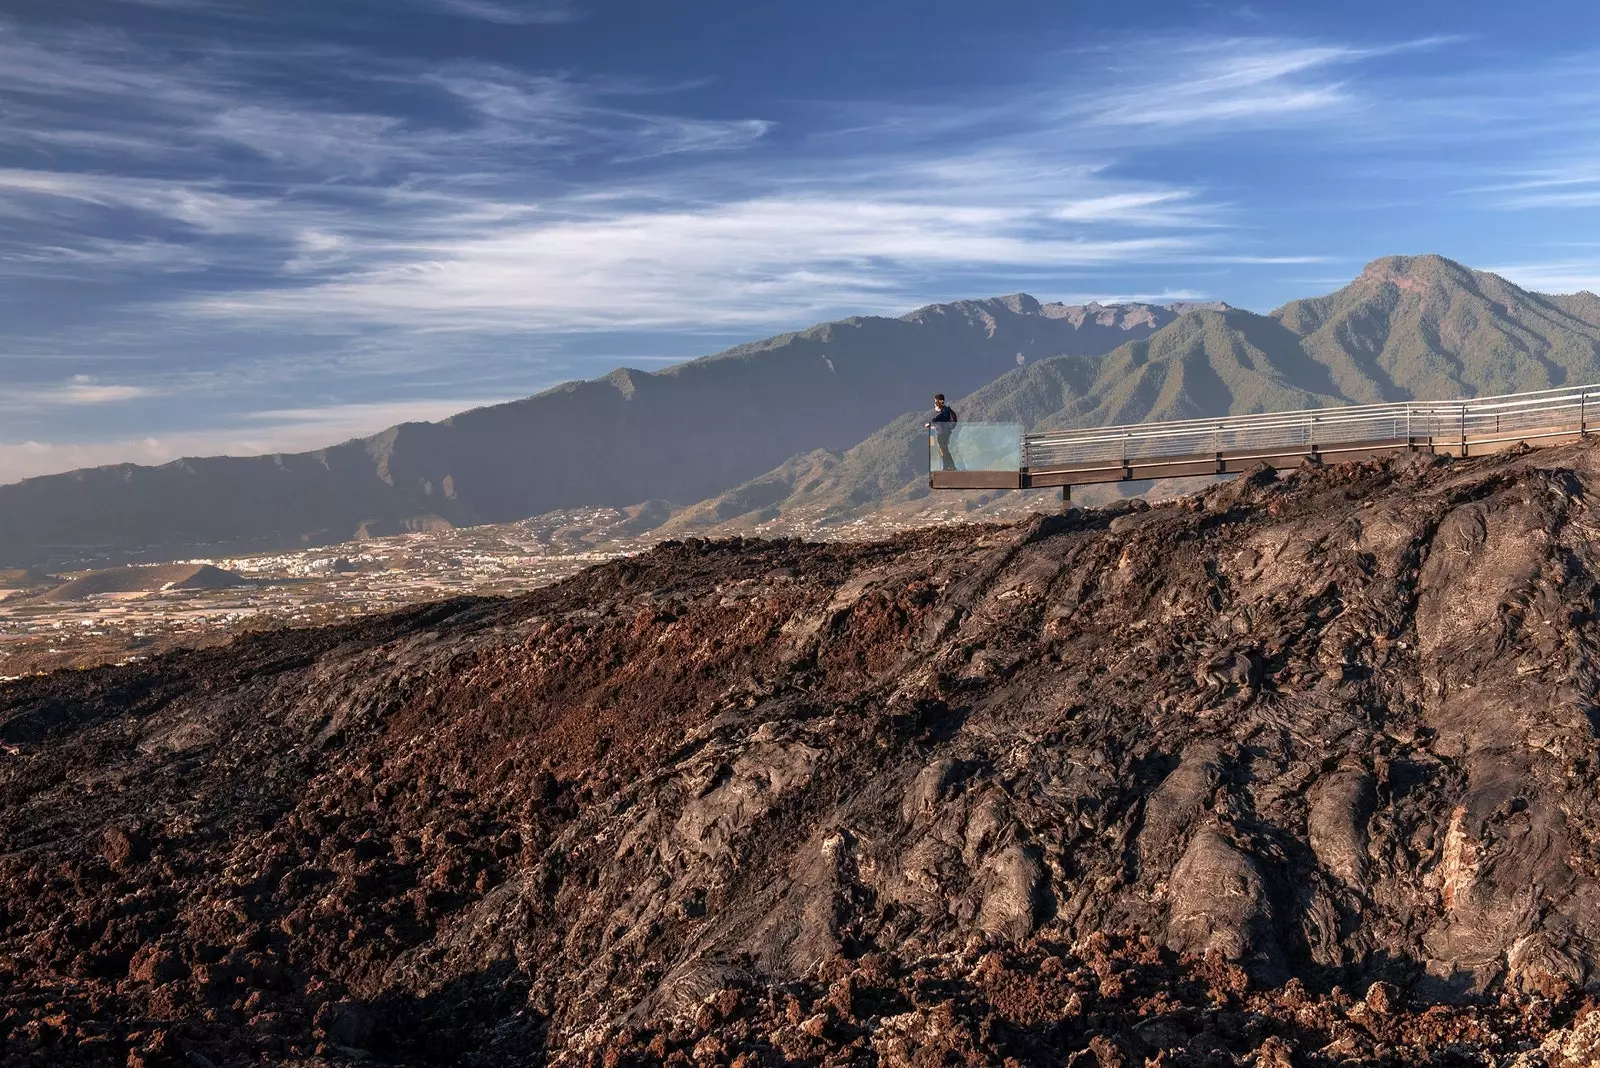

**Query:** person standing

left=927, top=393, right=958, bottom=471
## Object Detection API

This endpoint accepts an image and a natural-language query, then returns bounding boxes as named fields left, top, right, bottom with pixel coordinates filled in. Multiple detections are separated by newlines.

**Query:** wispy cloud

left=56, top=377, right=152, bottom=404
left=2, top=20, right=1322, bottom=338
left=1472, top=165, right=1600, bottom=211
left=1076, top=36, right=1468, bottom=133
left=0, top=375, right=154, bottom=410
left=1076, top=39, right=1363, bottom=129
left=0, top=24, right=769, bottom=175
left=1059, top=288, right=1216, bottom=304
left=108, top=0, right=227, bottom=8
left=0, top=397, right=512, bottom=483
left=193, top=199, right=1206, bottom=329
left=1487, top=262, right=1600, bottom=295
left=110, top=0, right=584, bottom=20
left=7, top=14, right=1589, bottom=479
left=418, top=0, right=583, bottom=24
left=1049, top=191, right=1216, bottom=226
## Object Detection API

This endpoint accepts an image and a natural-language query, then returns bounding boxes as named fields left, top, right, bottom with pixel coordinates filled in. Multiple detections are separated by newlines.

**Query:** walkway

left=929, top=383, right=1600, bottom=494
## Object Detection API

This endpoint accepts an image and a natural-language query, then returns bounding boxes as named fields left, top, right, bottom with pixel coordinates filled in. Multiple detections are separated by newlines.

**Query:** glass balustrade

left=926, top=422, right=1022, bottom=474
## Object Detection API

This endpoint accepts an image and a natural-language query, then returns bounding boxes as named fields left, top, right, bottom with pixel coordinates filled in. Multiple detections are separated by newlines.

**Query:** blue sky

left=2, top=0, right=1599, bottom=481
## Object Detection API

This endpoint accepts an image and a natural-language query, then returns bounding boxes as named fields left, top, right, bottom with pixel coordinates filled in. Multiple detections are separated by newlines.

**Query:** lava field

left=9, top=442, right=1600, bottom=1065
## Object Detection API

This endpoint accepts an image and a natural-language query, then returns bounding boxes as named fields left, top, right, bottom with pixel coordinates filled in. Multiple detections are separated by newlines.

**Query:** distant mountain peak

left=1038, top=299, right=1206, bottom=331
left=605, top=367, right=641, bottom=398
left=996, top=293, right=1042, bottom=314
left=1358, top=253, right=1477, bottom=292
left=899, top=293, right=1042, bottom=322
left=896, top=293, right=1227, bottom=332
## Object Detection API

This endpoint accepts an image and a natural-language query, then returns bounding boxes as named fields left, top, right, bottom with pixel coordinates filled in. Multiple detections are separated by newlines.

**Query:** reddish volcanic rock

left=9, top=441, right=1600, bottom=1063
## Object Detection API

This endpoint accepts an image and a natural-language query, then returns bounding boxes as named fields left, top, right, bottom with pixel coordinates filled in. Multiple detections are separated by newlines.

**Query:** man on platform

left=927, top=393, right=958, bottom=471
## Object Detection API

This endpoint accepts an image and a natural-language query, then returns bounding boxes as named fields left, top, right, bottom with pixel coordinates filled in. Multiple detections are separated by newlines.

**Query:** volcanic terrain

left=10, top=441, right=1600, bottom=1065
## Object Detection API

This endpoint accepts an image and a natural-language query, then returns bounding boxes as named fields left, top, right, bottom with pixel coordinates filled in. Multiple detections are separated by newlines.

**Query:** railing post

left=1406, top=405, right=1413, bottom=449
left=1460, top=403, right=1468, bottom=457
left=1583, top=391, right=1589, bottom=436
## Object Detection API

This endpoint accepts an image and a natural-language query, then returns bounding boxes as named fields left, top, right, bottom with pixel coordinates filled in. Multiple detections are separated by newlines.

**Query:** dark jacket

left=930, top=406, right=957, bottom=425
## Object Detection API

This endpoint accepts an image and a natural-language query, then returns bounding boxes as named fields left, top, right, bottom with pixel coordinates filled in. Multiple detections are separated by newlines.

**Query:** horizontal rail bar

left=1024, top=383, right=1597, bottom=442
left=1019, top=385, right=1600, bottom=473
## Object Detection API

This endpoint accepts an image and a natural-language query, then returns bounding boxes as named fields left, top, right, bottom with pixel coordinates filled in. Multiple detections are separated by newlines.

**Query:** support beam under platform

left=928, top=470, right=1022, bottom=490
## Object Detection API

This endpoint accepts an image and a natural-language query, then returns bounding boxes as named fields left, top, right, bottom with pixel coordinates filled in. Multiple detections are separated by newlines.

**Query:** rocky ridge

left=9, top=440, right=1600, bottom=1064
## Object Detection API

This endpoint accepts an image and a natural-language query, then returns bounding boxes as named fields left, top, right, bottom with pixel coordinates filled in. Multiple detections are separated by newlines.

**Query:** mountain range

left=668, top=254, right=1600, bottom=532
left=3, top=254, right=1599, bottom=567
left=0, top=298, right=1190, bottom=568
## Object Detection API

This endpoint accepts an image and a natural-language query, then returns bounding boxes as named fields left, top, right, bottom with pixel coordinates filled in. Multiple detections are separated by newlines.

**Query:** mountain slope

left=1276, top=254, right=1600, bottom=401
left=0, top=298, right=1185, bottom=568
left=8, top=443, right=1600, bottom=1064
left=673, top=307, right=1357, bottom=529
left=37, top=563, right=250, bottom=603
left=688, top=256, right=1600, bottom=530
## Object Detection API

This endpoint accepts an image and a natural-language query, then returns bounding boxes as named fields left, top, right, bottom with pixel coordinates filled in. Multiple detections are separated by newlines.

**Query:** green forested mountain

left=1280, top=255, right=1600, bottom=401
left=672, top=255, right=1600, bottom=530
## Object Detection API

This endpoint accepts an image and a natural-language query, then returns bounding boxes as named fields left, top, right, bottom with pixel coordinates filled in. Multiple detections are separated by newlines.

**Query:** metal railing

left=1021, top=383, right=1599, bottom=473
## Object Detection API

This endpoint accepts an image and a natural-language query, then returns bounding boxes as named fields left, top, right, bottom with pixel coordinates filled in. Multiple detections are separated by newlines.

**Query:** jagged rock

left=1166, top=827, right=1284, bottom=982
left=315, top=1000, right=374, bottom=1049
left=8, top=440, right=1600, bottom=1063
left=1307, top=766, right=1374, bottom=886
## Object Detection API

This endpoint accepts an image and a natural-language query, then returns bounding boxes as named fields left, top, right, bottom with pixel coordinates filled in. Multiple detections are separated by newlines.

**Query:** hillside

left=680, top=255, right=1600, bottom=531
left=0, top=297, right=1185, bottom=569
left=37, top=564, right=250, bottom=603
left=7, top=442, right=1600, bottom=1064
left=1278, top=255, right=1600, bottom=400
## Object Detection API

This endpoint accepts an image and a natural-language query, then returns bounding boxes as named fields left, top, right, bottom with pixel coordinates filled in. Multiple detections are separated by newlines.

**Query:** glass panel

left=927, top=422, right=1021, bottom=473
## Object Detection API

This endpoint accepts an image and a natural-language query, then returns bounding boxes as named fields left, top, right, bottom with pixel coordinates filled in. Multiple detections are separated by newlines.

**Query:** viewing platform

left=928, top=384, right=1600, bottom=496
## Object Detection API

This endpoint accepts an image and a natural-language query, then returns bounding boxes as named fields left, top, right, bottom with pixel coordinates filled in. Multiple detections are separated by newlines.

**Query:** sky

left=2, top=0, right=1599, bottom=483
